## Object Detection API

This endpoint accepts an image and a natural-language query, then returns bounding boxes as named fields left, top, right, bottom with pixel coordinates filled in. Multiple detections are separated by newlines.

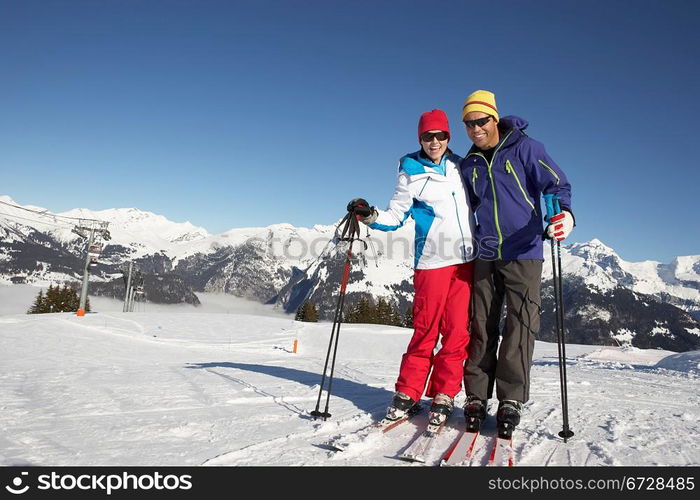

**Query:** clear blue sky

left=1, top=0, right=698, bottom=262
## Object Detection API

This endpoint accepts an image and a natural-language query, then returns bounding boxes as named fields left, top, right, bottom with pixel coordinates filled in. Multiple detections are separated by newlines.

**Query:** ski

left=397, top=421, right=446, bottom=463
left=440, top=430, right=480, bottom=466
left=323, top=404, right=422, bottom=452
left=487, top=436, right=514, bottom=466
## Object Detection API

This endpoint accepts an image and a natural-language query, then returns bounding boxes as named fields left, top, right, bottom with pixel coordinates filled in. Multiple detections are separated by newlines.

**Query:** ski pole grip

left=543, top=194, right=562, bottom=222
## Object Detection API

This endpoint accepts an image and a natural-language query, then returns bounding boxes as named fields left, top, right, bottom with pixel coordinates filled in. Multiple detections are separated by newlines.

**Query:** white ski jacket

left=370, top=151, right=476, bottom=269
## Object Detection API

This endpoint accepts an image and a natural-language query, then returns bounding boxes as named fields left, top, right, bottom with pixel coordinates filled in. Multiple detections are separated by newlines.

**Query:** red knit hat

left=418, top=109, right=450, bottom=141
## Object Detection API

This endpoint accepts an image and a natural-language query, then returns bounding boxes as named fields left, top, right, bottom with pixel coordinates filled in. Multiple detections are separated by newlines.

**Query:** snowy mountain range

left=1, top=194, right=699, bottom=351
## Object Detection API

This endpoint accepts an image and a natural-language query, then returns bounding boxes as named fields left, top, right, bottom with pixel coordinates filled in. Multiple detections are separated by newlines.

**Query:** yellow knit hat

left=462, top=90, right=499, bottom=122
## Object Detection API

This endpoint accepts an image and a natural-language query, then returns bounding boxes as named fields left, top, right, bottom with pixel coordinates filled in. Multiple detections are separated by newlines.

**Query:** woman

left=349, top=109, right=476, bottom=426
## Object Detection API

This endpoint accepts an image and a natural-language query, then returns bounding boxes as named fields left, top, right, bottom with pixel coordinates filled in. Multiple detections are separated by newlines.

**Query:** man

left=459, top=90, right=574, bottom=437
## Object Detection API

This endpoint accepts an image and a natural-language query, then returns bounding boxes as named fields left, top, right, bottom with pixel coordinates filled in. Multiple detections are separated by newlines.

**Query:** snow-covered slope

left=0, top=310, right=697, bottom=466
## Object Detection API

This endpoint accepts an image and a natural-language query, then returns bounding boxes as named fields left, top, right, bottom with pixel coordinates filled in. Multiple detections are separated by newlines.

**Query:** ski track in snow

left=0, top=309, right=698, bottom=466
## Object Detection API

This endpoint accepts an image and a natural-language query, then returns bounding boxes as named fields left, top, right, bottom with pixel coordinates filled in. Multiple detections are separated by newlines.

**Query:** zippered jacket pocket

left=538, top=159, right=560, bottom=185
left=505, top=160, right=536, bottom=212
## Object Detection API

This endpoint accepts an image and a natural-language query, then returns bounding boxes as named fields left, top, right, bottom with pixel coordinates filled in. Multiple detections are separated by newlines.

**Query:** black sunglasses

left=464, top=116, right=492, bottom=129
left=420, top=131, right=449, bottom=142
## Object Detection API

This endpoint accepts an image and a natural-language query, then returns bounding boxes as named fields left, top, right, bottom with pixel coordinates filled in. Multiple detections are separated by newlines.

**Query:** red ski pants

left=395, top=262, right=473, bottom=402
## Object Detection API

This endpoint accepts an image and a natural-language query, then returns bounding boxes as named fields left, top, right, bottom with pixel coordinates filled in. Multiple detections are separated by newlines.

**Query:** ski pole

left=311, top=210, right=362, bottom=420
left=543, top=194, right=575, bottom=442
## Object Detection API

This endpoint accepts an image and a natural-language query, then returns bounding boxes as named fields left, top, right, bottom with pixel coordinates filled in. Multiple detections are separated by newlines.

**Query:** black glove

left=347, top=198, right=372, bottom=217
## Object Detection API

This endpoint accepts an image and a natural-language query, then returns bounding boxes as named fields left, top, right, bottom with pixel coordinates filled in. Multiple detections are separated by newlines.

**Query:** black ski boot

left=428, top=393, right=454, bottom=426
left=385, top=392, right=417, bottom=421
left=464, top=394, right=487, bottom=432
left=496, top=400, right=522, bottom=439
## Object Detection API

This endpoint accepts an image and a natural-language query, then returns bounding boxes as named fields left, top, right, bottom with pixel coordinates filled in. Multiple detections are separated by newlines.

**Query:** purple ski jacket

left=459, top=115, right=572, bottom=261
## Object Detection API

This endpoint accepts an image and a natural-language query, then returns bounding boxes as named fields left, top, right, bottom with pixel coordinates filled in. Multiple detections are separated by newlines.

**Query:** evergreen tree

left=357, top=296, right=374, bottom=323
left=27, top=289, right=48, bottom=314
left=295, top=303, right=305, bottom=321
left=45, top=285, right=58, bottom=313
left=345, top=302, right=356, bottom=323
left=65, top=285, right=89, bottom=312
left=347, top=298, right=358, bottom=323
left=376, top=297, right=391, bottom=325
left=305, top=301, right=318, bottom=322
left=404, top=306, right=414, bottom=328
left=28, top=284, right=89, bottom=314
left=346, top=297, right=361, bottom=324
left=67, top=285, right=80, bottom=311
left=295, top=300, right=318, bottom=322
left=389, top=303, right=404, bottom=327
left=57, top=285, right=70, bottom=311
left=344, top=296, right=411, bottom=327
left=345, top=299, right=357, bottom=323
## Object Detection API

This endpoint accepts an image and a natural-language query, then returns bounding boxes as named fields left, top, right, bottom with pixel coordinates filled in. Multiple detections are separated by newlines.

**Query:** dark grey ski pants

left=463, top=259, right=542, bottom=403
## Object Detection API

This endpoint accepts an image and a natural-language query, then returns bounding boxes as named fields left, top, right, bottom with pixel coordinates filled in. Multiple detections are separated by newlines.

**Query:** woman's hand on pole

left=347, top=198, right=377, bottom=225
